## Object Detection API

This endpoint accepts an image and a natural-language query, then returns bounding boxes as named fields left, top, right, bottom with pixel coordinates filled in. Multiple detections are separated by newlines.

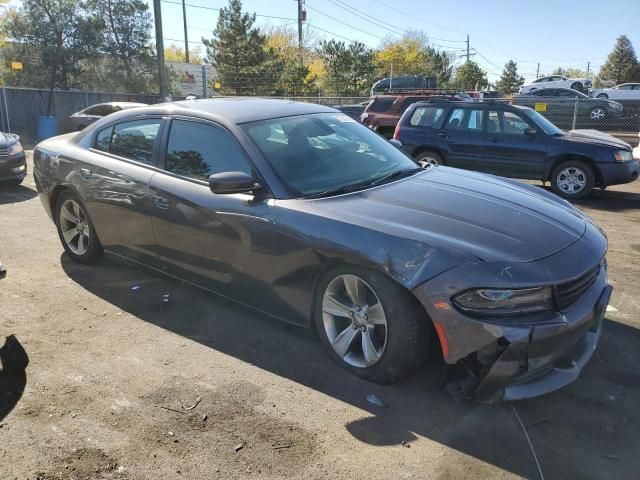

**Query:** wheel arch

left=412, top=145, right=446, bottom=162
left=547, top=154, right=603, bottom=186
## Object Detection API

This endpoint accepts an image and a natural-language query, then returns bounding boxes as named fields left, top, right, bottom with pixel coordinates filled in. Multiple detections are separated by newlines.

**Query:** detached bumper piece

left=445, top=285, right=612, bottom=403
left=0, top=262, right=6, bottom=280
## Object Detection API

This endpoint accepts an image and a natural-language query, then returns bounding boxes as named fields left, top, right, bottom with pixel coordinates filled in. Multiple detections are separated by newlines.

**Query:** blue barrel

left=36, top=116, right=58, bottom=140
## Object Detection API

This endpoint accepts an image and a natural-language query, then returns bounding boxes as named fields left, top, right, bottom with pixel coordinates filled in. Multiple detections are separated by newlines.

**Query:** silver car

left=66, top=102, right=147, bottom=132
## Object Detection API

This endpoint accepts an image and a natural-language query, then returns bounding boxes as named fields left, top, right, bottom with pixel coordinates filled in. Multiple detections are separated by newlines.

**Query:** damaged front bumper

left=412, top=221, right=610, bottom=402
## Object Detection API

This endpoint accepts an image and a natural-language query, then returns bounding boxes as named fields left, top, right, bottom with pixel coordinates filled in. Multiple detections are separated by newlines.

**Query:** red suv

left=360, top=91, right=471, bottom=138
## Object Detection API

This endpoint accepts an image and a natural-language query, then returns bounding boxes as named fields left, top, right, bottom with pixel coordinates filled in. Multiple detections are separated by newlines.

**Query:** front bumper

left=0, top=153, right=27, bottom=182
left=598, top=160, right=640, bottom=187
left=412, top=221, right=610, bottom=402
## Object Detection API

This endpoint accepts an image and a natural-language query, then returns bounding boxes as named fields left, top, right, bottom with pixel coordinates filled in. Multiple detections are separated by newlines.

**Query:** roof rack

left=376, top=88, right=463, bottom=96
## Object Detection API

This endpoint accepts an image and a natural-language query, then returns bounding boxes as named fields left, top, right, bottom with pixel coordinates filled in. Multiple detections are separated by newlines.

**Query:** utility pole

left=586, top=61, right=591, bottom=77
left=182, top=0, right=190, bottom=63
left=153, top=0, right=167, bottom=98
left=297, top=0, right=304, bottom=50
left=536, top=62, right=540, bottom=79
left=465, top=34, right=470, bottom=62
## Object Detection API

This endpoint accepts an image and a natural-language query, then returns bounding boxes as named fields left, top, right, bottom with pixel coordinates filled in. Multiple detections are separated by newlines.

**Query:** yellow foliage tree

left=164, top=43, right=203, bottom=63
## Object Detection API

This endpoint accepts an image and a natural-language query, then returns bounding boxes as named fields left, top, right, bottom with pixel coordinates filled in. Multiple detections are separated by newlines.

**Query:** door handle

left=153, top=196, right=170, bottom=210
left=80, top=168, right=92, bottom=178
left=437, top=132, right=449, bottom=138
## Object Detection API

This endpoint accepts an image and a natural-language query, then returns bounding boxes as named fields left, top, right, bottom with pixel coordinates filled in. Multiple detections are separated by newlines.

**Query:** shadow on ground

left=531, top=183, right=640, bottom=213
left=62, top=255, right=640, bottom=479
left=0, top=335, right=29, bottom=422
left=0, top=184, right=37, bottom=205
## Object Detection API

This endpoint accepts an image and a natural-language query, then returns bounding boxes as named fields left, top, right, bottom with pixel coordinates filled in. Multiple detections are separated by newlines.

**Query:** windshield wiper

left=368, top=167, right=423, bottom=187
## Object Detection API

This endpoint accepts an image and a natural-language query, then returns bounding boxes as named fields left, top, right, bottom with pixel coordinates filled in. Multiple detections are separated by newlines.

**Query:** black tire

left=314, top=266, right=430, bottom=384
left=415, top=150, right=444, bottom=167
left=571, top=82, right=583, bottom=92
left=55, top=190, right=103, bottom=264
left=551, top=160, right=595, bottom=199
left=597, top=93, right=608, bottom=99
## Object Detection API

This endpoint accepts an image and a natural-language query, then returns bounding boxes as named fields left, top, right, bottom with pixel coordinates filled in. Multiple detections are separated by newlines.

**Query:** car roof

left=165, top=97, right=337, bottom=123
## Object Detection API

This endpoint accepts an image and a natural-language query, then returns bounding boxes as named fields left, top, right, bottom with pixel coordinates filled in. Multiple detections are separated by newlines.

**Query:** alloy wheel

left=556, top=167, right=587, bottom=195
left=322, top=274, right=388, bottom=368
left=418, top=155, right=440, bottom=167
left=59, top=199, right=91, bottom=256
left=590, top=108, right=605, bottom=120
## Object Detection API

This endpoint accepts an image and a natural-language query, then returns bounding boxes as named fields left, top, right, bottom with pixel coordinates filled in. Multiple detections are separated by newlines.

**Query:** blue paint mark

left=499, top=266, right=513, bottom=278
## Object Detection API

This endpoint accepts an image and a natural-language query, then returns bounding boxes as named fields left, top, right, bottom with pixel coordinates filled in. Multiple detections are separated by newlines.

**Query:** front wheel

left=55, top=190, right=103, bottom=264
left=590, top=107, right=607, bottom=121
left=315, top=267, right=430, bottom=384
left=551, top=161, right=595, bottom=199
left=571, top=82, right=584, bottom=92
left=597, top=93, right=608, bottom=99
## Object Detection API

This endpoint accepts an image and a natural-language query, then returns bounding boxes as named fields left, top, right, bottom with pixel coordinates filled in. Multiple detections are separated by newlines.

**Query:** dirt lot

left=1, top=154, right=639, bottom=479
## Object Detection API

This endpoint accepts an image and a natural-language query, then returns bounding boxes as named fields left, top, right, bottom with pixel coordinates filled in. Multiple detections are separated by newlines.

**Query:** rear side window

left=367, top=97, right=396, bottom=112
left=84, top=105, right=117, bottom=116
left=95, top=127, right=112, bottom=151
left=165, top=120, right=252, bottom=181
left=444, top=108, right=484, bottom=130
left=409, top=106, right=445, bottom=127
left=107, top=119, right=161, bottom=165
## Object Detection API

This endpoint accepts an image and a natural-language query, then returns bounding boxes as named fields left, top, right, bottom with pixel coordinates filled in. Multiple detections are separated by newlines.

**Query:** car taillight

left=393, top=123, right=400, bottom=140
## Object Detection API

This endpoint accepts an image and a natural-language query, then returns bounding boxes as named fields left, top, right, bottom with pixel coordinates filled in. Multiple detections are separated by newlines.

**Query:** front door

left=483, top=110, right=547, bottom=179
left=149, top=118, right=276, bottom=311
left=437, top=107, right=486, bottom=170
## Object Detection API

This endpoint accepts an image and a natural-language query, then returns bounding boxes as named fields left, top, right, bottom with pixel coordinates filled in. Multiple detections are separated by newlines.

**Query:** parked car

left=394, top=100, right=639, bottom=199
left=633, top=132, right=640, bottom=161
left=519, top=76, right=593, bottom=94
left=0, top=132, right=26, bottom=186
left=66, top=102, right=147, bottom=132
left=361, top=91, right=472, bottom=138
left=34, top=98, right=613, bottom=402
left=589, top=83, right=640, bottom=100
left=370, top=76, right=436, bottom=95
left=332, top=100, right=370, bottom=121
left=512, top=88, right=623, bottom=124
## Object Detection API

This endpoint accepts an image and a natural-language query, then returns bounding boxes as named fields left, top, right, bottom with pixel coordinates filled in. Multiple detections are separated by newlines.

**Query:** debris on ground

left=180, top=390, right=202, bottom=410
left=202, top=414, right=208, bottom=422
left=130, top=285, right=140, bottom=291
left=401, top=440, right=410, bottom=448
left=234, top=443, right=244, bottom=453
left=272, top=443, right=292, bottom=450
left=366, top=394, right=387, bottom=408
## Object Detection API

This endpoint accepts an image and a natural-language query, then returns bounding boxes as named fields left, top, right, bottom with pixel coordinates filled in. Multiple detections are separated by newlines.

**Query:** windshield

left=521, top=108, right=564, bottom=136
left=243, top=113, right=420, bottom=197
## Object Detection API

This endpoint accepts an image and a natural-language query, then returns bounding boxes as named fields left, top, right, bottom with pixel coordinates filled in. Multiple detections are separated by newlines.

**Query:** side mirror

left=388, top=139, right=402, bottom=149
left=208, top=171, right=262, bottom=195
left=524, top=128, right=538, bottom=136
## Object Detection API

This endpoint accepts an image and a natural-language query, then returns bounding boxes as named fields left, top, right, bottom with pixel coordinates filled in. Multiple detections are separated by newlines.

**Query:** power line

left=306, top=23, right=363, bottom=45
left=323, top=0, right=407, bottom=36
left=161, top=0, right=297, bottom=22
left=305, top=5, right=386, bottom=40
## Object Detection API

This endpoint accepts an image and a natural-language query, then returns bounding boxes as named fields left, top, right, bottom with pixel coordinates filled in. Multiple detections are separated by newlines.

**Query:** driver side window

left=165, top=120, right=253, bottom=181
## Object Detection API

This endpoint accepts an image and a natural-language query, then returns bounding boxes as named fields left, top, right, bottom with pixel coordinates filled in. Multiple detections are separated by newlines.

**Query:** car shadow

left=0, top=184, right=37, bottom=205
left=0, top=335, right=29, bottom=422
left=61, top=254, right=640, bottom=479
left=531, top=183, right=640, bottom=213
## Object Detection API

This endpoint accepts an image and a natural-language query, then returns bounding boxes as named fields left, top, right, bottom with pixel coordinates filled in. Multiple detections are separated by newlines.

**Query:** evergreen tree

left=449, top=61, right=488, bottom=91
left=495, top=60, right=524, bottom=95
left=598, top=35, right=640, bottom=85
left=202, top=0, right=272, bottom=95
left=318, top=40, right=374, bottom=96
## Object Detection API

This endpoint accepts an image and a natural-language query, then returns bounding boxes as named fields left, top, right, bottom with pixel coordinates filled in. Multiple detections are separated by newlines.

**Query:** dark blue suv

left=394, top=101, right=640, bottom=199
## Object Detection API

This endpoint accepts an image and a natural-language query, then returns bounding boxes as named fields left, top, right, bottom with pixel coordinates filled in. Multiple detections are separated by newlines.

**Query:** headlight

left=453, top=287, right=553, bottom=316
left=614, top=150, right=633, bottom=162
left=7, top=141, right=23, bottom=156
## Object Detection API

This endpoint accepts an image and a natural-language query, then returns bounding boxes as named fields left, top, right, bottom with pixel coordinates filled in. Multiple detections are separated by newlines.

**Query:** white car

left=633, top=132, right=640, bottom=161
left=519, top=76, right=593, bottom=94
left=589, top=83, right=640, bottom=100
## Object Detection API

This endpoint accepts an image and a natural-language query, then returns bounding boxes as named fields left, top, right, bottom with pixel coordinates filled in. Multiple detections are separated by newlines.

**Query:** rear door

left=483, top=109, right=547, bottom=179
left=437, top=107, right=486, bottom=170
left=78, top=117, right=162, bottom=263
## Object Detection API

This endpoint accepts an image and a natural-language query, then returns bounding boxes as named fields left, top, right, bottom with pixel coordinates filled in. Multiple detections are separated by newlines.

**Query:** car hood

left=0, top=131, right=19, bottom=147
left=303, top=167, right=587, bottom=263
left=561, top=129, right=631, bottom=149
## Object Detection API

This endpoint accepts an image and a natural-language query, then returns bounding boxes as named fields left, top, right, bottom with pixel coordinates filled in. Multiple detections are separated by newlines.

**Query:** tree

left=203, top=0, right=273, bottom=95
left=450, top=61, right=488, bottom=91
left=551, top=67, right=591, bottom=79
left=597, top=35, right=640, bottom=85
left=265, top=27, right=310, bottom=95
left=318, top=39, right=374, bottom=96
left=374, top=31, right=453, bottom=86
left=164, top=43, right=203, bottom=64
left=3, top=0, right=98, bottom=115
left=495, top=60, right=524, bottom=95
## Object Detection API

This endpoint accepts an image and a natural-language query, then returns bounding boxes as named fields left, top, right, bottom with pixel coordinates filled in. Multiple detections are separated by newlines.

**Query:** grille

left=0, top=148, right=8, bottom=158
left=554, top=265, right=600, bottom=311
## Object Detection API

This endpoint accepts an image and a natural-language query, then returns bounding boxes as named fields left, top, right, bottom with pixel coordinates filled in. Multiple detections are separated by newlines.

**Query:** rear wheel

left=55, top=190, right=103, bottom=264
left=571, top=82, right=584, bottom=92
left=596, top=93, right=608, bottom=99
left=590, top=107, right=607, bottom=121
left=315, top=266, right=430, bottom=384
left=551, top=160, right=595, bottom=199
left=415, top=150, right=444, bottom=167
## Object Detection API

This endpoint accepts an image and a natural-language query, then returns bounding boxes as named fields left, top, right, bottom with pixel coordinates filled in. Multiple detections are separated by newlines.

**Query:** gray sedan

left=66, top=102, right=147, bottom=132
left=33, top=99, right=611, bottom=402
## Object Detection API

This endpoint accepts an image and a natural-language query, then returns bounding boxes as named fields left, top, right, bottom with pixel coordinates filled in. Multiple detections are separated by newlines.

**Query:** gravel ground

left=1, top=154, right=639, bottom=479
